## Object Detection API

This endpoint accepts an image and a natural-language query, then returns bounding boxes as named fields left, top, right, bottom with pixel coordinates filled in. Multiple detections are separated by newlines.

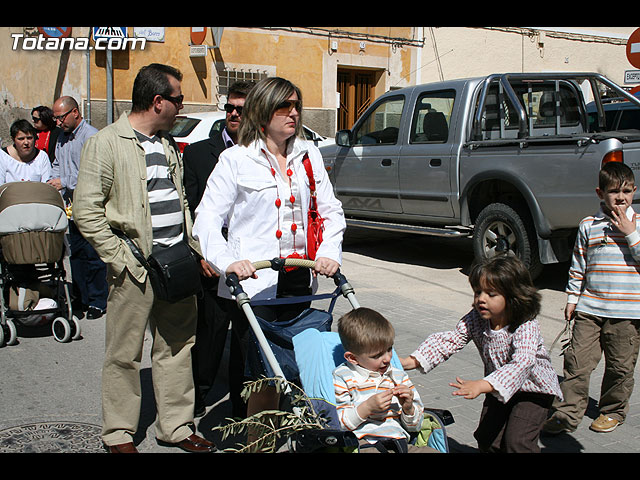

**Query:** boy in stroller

left=333, top=307, right=439, bottom=453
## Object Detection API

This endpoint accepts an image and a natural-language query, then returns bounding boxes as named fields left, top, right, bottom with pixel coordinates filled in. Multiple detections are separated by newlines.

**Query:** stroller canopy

left=0, top=182, right=68, bottom=235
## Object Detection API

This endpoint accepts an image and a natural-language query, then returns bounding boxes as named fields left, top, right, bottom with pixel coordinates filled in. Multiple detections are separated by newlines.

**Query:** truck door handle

left=381, top=158, right=392, bottom=166
left=430, top=158, right=442, bottom=167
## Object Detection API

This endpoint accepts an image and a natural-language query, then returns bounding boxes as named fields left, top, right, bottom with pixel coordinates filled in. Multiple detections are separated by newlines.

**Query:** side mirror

left=335, top=130, right=353, bottom=147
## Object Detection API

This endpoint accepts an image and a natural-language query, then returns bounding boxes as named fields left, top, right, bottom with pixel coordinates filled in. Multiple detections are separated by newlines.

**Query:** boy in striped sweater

left=544, top=161, right=640, bottom=435
left=333, top=308, right=430, bottom=452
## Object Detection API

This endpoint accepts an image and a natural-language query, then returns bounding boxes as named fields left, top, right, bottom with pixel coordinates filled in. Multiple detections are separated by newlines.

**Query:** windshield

left=169, top=117, right=200, bottom=138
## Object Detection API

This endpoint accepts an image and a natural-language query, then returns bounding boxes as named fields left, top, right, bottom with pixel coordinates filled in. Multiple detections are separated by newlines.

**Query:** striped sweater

left=333, top=363, right=424, bottom=443
left=567, top=206, right=640, bottom=319
left=134, top=131, right=184, bottom=253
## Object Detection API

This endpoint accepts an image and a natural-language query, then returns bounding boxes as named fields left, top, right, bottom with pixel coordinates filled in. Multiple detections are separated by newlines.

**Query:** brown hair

left=468, top=254, right=541, bottom=332
left=338, top=307, right=395, bottom=355
left=237, top=77, right=304, bottom=146
left=599, top=161, right=635, bottom=191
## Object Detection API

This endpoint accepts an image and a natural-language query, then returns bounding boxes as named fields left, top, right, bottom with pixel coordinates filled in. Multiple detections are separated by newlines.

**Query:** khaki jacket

left=73, top=112, right=200, bottom=282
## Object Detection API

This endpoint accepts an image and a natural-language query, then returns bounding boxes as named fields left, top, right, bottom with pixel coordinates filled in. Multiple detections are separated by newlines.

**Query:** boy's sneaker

left=590, top=414, right=620, bottom=433
left=542, top=417, right=575, bottom=435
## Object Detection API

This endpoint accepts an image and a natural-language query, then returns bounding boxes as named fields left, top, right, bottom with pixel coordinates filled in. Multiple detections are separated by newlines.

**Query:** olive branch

left=212, top=377, right=330, bottom=453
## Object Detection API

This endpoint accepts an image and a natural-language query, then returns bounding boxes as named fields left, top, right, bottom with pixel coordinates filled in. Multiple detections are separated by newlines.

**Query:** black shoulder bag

left=114, top=230, right=202, bottom=303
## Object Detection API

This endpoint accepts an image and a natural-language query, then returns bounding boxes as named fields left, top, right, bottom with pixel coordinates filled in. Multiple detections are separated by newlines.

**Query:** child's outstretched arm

left=450, top=376, right=494, bottom=399
left=402, top=313, right=473, bottom=373
left=400, top=355, right=420, bottom=370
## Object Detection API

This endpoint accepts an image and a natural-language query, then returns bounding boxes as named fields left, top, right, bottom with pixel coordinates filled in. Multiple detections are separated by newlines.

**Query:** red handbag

left=302, top=153, right=324, bottom=260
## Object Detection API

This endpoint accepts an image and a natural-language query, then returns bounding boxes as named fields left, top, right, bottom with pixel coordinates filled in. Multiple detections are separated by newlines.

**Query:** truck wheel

left=472, top=203, right=543, bottom=279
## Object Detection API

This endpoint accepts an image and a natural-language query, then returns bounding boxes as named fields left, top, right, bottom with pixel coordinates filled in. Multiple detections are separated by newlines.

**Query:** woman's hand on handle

left=313, top=257, right=340, bottom=278
left=226, top=260, right=257, bottom=281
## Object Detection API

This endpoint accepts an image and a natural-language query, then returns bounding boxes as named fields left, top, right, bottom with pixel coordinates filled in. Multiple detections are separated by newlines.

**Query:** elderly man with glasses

left=48, top=96, right=108, bottom=321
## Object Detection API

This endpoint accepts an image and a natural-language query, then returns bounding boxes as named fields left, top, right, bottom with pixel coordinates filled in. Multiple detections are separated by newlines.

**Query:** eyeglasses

left=223, top=103, right=243, bottom=115
left=274, top=100, right=302, bottom=116
left=32, top=116, right=42, bottom=123
left=53, top=109, right=75, bottom=122
left=161, top=94, right=184, bottom=106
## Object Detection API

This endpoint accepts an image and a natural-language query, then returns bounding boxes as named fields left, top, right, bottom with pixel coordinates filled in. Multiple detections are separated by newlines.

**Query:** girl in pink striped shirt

left=401, top=254, right=562, bottom=453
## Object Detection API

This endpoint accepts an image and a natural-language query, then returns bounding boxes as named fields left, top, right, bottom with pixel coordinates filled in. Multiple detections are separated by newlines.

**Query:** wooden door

left=337, top=68, right=376, bottom=130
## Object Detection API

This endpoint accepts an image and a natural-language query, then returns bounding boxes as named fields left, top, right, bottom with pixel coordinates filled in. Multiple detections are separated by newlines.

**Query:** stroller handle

left=225, top=258, right=359, bottom=311
left=225, top=257, right=354, bottom=299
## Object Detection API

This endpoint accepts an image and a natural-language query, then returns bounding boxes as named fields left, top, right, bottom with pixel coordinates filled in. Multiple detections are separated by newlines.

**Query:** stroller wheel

left=1, top=319, right=18, bottom=347
left=71, top=315, right=82, bottom=341
left=52, top=316, right=72, bottom=343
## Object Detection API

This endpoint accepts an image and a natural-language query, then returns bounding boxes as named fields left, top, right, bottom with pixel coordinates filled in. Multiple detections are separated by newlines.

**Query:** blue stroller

left=225, top=257, right=454, bottom=453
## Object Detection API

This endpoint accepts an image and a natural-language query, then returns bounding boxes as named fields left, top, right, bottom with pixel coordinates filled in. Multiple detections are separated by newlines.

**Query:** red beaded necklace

left=262, top=148, right=303, bottom=260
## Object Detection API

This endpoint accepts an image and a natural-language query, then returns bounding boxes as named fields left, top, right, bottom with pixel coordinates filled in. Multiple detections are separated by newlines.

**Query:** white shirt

left=193, top=137, right=346, bottom=300
left=0, top=148, right=52, bottom=184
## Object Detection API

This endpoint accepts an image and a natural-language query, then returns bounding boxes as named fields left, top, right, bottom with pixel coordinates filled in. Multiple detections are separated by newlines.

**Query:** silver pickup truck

left=320, top=73, right=640, bottom=278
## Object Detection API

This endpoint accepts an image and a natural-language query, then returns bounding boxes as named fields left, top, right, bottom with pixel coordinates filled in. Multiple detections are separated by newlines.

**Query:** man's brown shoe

left=158, top=434, right=216, bottom=453
left=104, top=442, right=139, bottom=453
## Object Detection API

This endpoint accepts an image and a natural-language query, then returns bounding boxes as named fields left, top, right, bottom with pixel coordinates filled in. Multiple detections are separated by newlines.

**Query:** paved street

left=1, top=227, right=639, bottom=453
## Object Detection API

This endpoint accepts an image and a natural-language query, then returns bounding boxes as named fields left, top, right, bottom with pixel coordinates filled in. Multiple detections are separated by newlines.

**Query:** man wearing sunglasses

left=74, top=63, right=215, bottom=453
left=48, top=97, right=108, bottom=322
left=182, top=80, right=255, bottom=419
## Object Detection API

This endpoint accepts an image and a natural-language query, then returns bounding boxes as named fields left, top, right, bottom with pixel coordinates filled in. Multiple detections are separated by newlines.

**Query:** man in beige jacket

left=74, top=63, right=215, bottom=453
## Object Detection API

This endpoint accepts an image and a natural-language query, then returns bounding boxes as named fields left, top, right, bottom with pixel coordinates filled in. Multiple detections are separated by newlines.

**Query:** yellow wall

left=86, top=27, right=416, bottom=109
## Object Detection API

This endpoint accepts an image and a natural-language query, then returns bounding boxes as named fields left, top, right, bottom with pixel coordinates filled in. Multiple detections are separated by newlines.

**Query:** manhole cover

left=0, top=422, right=104, bottom=453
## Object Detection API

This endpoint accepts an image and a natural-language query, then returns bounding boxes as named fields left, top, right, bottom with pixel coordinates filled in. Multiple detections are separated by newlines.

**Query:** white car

left=169, top=111, right=334, bottom=153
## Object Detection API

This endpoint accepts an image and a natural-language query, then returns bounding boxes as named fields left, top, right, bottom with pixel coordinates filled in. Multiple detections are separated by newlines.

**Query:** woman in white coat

left=193, top=77, right=346, bottom=418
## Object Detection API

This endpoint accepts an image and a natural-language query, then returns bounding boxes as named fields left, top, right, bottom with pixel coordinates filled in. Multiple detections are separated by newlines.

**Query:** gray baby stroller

left=0, top=181, right=80, bottom=347
left=224, top=257, right=453, bottom=453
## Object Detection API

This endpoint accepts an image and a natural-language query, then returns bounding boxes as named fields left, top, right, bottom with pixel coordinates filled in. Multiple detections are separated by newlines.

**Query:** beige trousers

left=101, top=268, right=198, bottom=446
left=551, top=311, right=640, bottom=429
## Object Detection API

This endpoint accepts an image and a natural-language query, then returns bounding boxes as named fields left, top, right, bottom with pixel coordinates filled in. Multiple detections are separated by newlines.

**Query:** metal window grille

left=217, top=67, right=267, bottom=96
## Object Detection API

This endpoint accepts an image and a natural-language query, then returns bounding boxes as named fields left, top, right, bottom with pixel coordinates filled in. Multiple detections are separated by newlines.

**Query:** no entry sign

left=38, top=27, right=71, bottom=38
left=626, top=28, right=640, bottom=68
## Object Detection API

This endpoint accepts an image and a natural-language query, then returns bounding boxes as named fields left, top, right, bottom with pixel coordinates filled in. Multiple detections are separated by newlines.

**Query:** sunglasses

left=32, top=116, right=42, bottom=123
left=223, top=103, right=243, bottom=115
left=274, top=100, right=302, bottom=116
left=161, top=94, right=184, bottom=105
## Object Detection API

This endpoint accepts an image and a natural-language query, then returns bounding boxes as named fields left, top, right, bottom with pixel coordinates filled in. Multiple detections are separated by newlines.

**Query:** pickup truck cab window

left=353, top=96, right=404, bottom=145
left=410, top=90, right=456, bottom=144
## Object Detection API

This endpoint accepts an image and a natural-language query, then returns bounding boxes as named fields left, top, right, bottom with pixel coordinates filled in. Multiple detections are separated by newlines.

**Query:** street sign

left=625, top=70, right=640, bottom=84
left=190, top=28, right=206, bottom=45
left=93, top=27, right=127, bottom=40
left=38, top=27, right=72, bottom=38
left=189, top=45, right=208, bottom=57
left=626, top=28, right=640, bottom=68
left=211, top=27, right=224, bottom=47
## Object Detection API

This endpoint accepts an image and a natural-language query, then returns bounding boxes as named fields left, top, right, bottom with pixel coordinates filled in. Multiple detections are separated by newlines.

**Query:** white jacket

left=193, top=137, right=346, bottom=300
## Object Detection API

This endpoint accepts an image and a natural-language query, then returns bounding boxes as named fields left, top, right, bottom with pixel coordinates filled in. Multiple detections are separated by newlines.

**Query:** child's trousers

left=474, top=391, right=554, bottom=453
left=550, top=311, right=640, bottom=429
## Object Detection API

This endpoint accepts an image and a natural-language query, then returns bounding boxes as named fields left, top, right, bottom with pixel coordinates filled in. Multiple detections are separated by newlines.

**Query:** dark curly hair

left=468, top=254, right=541, bottom=332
